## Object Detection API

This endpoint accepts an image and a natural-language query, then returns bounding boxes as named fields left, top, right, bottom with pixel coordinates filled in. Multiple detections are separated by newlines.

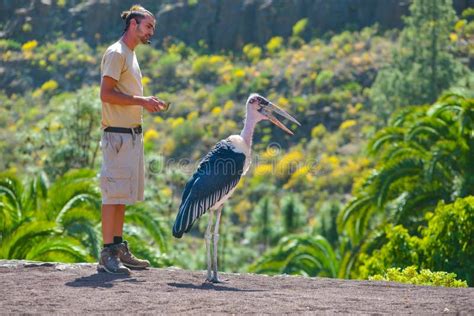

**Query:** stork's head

left=246, top=93, right=301, bottom=135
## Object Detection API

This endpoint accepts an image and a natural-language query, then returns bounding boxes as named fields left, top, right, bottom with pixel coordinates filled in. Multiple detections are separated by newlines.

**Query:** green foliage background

left=0, top=0, right=473, bottom=287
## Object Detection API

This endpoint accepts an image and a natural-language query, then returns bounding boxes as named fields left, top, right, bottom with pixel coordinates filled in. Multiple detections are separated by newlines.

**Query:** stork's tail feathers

left=172, top=220, right=185, bottom=238
left=172, top=228, right=183, bottom=239
left=172, top=211, right=186, bottom=238
left=172, top=198, right=195, bottom=238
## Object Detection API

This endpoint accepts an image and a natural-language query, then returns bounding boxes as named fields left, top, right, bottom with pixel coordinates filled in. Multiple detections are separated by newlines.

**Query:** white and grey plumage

left=172, top=93, right=300, bottom=283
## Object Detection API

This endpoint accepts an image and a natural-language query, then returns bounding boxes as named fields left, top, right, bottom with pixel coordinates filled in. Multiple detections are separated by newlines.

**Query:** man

left=98, top=5, right=166, bottom=275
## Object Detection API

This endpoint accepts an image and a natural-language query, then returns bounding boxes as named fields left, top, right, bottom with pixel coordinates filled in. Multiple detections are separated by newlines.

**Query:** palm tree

left=0, top=169, right=172, bottom=265
left=246, top=196, right=276, bottom=254
left=123, top=204, right=172, bottom=267
left=248, top=234, right=342, bottom=278
left=0, top=170, right=97, bottom=262
left=337, top=91, right=473, bottom=271
left=280, top=194, right=306, bottom=235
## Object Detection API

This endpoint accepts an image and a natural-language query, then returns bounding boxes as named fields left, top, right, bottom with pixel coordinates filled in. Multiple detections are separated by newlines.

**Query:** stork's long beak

left=261, top=103, right=301, bottom=135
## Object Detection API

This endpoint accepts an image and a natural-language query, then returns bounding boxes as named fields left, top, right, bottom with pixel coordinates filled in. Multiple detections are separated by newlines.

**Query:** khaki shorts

left=100, top=131, right=145, bottom=205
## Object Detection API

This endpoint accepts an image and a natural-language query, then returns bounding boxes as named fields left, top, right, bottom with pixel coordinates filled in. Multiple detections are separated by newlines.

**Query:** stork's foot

left=205, top=276, right=223, bottom=284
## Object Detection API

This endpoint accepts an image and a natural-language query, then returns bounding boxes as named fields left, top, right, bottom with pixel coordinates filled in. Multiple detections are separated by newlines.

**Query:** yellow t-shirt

left=100, top=40, right=143, bottom=129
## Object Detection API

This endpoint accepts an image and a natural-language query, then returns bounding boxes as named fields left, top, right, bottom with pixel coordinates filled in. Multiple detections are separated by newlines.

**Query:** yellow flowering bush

left=449, top=33, right=458, bottom=42
left=266, top=36, right=284, bottom=55
left=318, top=153, right=340, bottom=172
left=331, top=157, right=369, bottom=179
left=254, top=164, right=274, bottom=177
left=277, top=96, right=289, bottom=107
left=233, top=199, right=252, bottom=223
left=311, top=124, right=326, bottom=138
left=223, top=100, right=234, bottom=112
left=41, top=80, right=58, bottom=91
left=211, top=106, right=222, bottom=117
left=186, top=111, right=198, bottom=120
left=160, top=187, right=173, bottom=199
left=261, top=146, right=279, bottom=160
left=233, top=68, right=245, bottom=79
left=276, top=150, right=304, bottom=178
left=153, top=116, right=164, bottom=124
left=170, top=117, right=185, bottom=128
left=454, top=19, right=467, bottom=32
left=339, top=119, right=357, bottom=130
left=141, top=76, right=151, bottom=86
left=192, top=55, right=227, bottom=81
left=21, top=40, right=38, bottom=52
left=243, top=43, right=262, bottom=63
left=162, top=138, right=176, bottom=156
left=284, top=165, right=312, bottom=189
left=144, top=128, right=159, bottom=143
left=218, top=120, right=237, bottom=135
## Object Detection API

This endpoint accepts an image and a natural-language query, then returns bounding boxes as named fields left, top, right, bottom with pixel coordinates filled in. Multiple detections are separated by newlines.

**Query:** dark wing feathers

left=172, top=140, right=246, bottom=238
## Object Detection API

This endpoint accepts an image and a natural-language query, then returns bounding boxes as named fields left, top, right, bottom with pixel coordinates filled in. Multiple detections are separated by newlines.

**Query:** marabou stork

left=172, top=94, right=300, bottom=283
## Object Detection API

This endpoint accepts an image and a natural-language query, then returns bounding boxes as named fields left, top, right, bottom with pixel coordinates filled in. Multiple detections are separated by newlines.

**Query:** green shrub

left=243, top=44, right=262, bottom=63
left=357, top=225, right=420, bottom=279
left=357, top=197, right=474, bottom=286
left=370, top=266, right=468, bottom=288
left=421, top=197, right=474, bottom=286
left=315, top=70, right=334, bottom=89
left=292, top=18, right=308, bottom=37
left=155, top=53, right=181, bottom=81
left=191, top=55, right=226, bottom=82
left=266, top=36, right=284, bottom=55
left=0, top=39, right=21, bottom=51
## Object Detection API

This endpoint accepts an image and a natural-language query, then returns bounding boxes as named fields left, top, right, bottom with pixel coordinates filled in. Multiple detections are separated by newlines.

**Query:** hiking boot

left=117, top=241, right=151, bottom=269
left=97, top=245, right=131, bottom=275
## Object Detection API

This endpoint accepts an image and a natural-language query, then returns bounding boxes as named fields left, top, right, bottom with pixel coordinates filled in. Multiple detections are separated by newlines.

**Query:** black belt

left=104, top=126, right=142, bottom=134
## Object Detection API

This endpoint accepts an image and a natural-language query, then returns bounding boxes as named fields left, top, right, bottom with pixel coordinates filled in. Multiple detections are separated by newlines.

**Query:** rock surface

left=1, top=260, right=473, bottom=314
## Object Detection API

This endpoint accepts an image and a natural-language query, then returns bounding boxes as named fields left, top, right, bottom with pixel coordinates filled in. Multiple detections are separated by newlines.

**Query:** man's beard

left=138, top=33, right=150, bottom=44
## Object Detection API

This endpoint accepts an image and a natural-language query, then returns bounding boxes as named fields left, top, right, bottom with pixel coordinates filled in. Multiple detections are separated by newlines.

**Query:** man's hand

left=140, top=96, right=167, bottom=113
left=100, top=77, right=168, bottom=112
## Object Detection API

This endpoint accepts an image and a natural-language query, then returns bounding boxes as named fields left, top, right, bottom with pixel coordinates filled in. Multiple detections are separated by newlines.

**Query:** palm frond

left=0, top=173, right=24, bottom=219
left=338, top=194, right=375, bottom=231
left=55, top=193, right=100, bottom=223
left=22, top=172, right=49, bottom=213
left=368, top=127, right=405, bottom=156
left=375, top=158, right=423, bottom=207
left=249, top=235, right=339, bottom=278
left=59, top=207, right=101, bottom=259
left=45, top=169, right=100, bottom=221
left=0, top=221, right=58, bottom=259
left=124, top=205, right=169, bottom=253
left=388, top=106, right=424, bottom=127
left=406, top=117, right=449, bottom=142
left=25, top=237, right=92, bottom=262
left=394, top=186, right=445, bottom=228
left=121, top=235, right=173, bottom=267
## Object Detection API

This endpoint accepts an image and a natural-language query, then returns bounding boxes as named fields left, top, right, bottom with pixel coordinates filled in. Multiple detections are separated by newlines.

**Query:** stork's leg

left=205, top=209, right=214, bottom=282
left=211, top=206, right=223, bottom=283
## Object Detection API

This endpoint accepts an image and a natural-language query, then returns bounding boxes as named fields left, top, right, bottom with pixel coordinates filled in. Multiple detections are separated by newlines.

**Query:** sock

left=113, top=236, right=123, bottom=244
left=103, top=243, right=114, bottom=248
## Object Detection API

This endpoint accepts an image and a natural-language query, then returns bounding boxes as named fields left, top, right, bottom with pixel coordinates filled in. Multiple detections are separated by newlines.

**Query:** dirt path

left=0, top=260, right=472, bottom=314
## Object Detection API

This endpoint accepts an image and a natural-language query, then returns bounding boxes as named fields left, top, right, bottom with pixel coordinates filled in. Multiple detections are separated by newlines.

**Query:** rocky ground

left=0, top=260, right=473, bottom=314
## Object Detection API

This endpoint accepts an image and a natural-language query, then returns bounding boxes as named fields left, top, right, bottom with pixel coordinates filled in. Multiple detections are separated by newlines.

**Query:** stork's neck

left=240, top=111, right=259, bottom=147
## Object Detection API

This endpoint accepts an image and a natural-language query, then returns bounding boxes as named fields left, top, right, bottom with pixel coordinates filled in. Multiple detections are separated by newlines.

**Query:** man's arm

left=100, top=76, right=165, bottom=113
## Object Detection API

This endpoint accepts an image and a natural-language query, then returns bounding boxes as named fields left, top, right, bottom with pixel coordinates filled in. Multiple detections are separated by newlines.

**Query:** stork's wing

left=173, top=140, right=246, bottom=238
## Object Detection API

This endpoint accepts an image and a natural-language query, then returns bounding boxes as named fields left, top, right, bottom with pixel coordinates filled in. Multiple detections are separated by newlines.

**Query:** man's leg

left=113, top=206, right=151, bottom=269
left=98, top=204, right=130, bottom=275
left=115, top=134, right=150, bottom=269
left=101, top=204, right=120, bottom=245
left=112, top=204, right=126, bottom=241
